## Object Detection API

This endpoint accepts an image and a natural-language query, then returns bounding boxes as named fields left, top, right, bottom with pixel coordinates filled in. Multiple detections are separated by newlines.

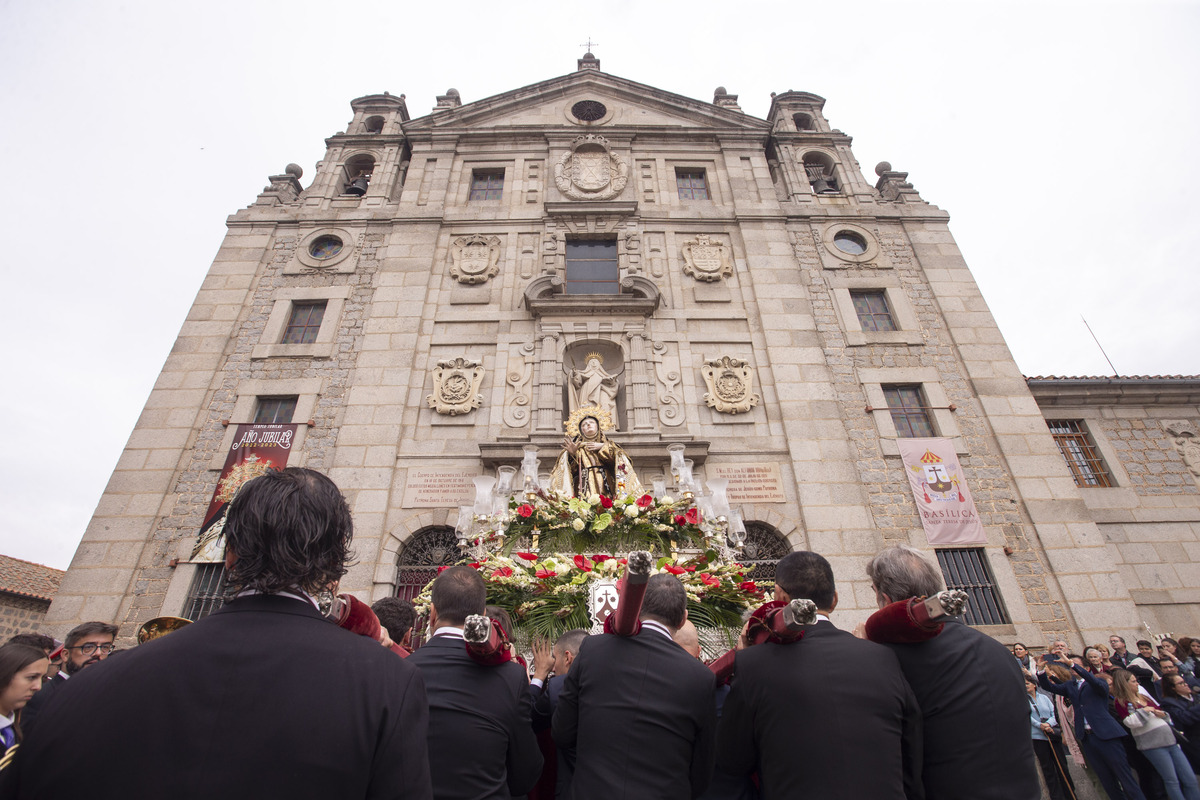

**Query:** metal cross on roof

left=580, top=38, right=599, bottom=53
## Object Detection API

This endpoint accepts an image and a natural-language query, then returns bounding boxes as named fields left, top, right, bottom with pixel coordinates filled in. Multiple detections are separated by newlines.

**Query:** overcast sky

left=2, top=1, right=1197, bottom=570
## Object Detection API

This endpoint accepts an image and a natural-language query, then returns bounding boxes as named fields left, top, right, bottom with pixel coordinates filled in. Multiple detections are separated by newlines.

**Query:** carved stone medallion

left=449, top=235, right=501, bottom=285
left=554, top=135, right=628, bottom=201
left=427, top=357, right=485, bottom=415
left=701, top=356, right=760, bottom=415
left=1164, top=420, right=1200, bottom=485
left=681, top=234, right=733, bottom=282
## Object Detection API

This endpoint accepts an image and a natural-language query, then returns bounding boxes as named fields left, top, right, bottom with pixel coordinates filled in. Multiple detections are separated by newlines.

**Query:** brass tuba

left=136, top=616, right=193, bottom=644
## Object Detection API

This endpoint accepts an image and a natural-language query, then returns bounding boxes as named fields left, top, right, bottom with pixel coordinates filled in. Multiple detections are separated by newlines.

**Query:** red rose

left=637, top=494, right=653, bottom=508
left=574, top=554, right=593, bottom=572
left=664, top=565, right=686, bottom=575
left=599, top=495, right=613, bottom=509
left=592, top=554, right=610, bottom=563
left=674, top=515, right=686, bottom=526
left=516, top=552, right=539, bottom=561
left=437, top=565, right=450, bottom=574
left=535, top=569, right=557, bottom=579
left=517, top=504, right=534, bottom=518
left=739, top=581, right=758, bottom=593
left=618, top=558, right=628, bottom=565
left=684, top=507, right=700, bottom=525
left=493, top=567, right=514, bottom=578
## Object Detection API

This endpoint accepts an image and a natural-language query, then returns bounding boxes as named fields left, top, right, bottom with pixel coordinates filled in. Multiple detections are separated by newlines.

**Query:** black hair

left=1162, top=674, right=1189, bottom=699
left=370, top=597, right=416, bottom=642
left=6, top=634, right=54, bottom=653
left=64, top=621, right=118, bottom=649
left=641, top=573, right=688, bottom=630
left=1136, top=640, right=1153, bottom=650
left=775, top=551, right=835, bottom=610
left=223, top=468, right=355, bottom=596
left=485, top=605, right=515, bottom=638
left=554, top=628, right=588, bottom=656
left=430, top=566, right=486, bottom=626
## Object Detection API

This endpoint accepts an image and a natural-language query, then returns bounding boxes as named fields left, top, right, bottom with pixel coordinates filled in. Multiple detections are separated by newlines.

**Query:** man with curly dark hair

left=4, top=468, right=432, bottom=800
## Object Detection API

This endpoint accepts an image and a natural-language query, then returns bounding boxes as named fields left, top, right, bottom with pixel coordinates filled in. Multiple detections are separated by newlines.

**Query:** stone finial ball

left=875, top=161, right=892, bottom=176
left=715, top=86, right=727, bottom=95
left=285, top=163, right=303, bottom=178
left=447, top=88, right=460, bottom=97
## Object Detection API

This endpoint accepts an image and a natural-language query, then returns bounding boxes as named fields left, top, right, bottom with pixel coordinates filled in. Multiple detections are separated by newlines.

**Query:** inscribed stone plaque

left=402, top=468, right=478, bottom=508
left=708, top=463, right=786, bottom=503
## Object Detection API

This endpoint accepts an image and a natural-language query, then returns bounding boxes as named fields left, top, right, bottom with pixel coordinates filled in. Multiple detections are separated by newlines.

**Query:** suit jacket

left=1111, top=651, right=1132, bottom=670
left=553, top=627, right=716, bottom=800
left=881, top=619, right=1040, bottom=800
left=1038, top=662, right=1127, bottom=740
left=407, top=634, right=542, bottom=800
left=16, top=671, right=67, bottom=739
left=716, top=620, right=923, bottom=800
left=2, top=595, right=432, bottom=800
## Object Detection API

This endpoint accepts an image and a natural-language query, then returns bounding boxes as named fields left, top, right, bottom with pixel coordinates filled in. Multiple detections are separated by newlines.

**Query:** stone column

left=625, top=331, right=655, bottom=432
left=534, top=331, right=561, bottom=433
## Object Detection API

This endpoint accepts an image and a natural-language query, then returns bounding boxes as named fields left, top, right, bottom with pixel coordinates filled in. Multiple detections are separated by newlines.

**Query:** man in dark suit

left=19, top=620, right=117, bottom=737
left=554, top=573, right=716, bottom=800
left=1038, top=656, right=1147, bottom=800
left=529, top=628, right=587, bottom=799
left=716, top=551, right=923, bottom=800
left=2, top=467, right=433, bottom=800
left=865, top=545, right=1040, bottom=800
left=1110, top=634, right=1133, bottom=669
left=408, top=565, right=542, bottom=800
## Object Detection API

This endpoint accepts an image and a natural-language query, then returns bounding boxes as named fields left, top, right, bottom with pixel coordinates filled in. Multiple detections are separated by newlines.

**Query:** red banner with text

left=897, top=438, right=986, bottom=546
left=191, top=423, right=300, bottom=561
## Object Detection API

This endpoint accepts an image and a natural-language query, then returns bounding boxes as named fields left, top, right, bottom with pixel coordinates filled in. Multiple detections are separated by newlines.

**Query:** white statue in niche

left=569, top=353, right=620, bottom=428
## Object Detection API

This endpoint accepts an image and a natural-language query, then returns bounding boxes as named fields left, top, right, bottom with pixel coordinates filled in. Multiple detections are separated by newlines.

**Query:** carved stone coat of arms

left=554, top=135, right=629, bottom=201
left=701, top=356, right=760, bottom=415
left=427, top=357, right=485, bottom=415
left=681, top=234, right=733, bottom=282
left=449, top=235, right=502, bottom=285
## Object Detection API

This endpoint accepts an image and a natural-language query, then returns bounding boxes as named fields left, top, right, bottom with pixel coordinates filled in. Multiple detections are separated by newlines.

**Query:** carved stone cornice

left=523, top=274, right=660, bottom=318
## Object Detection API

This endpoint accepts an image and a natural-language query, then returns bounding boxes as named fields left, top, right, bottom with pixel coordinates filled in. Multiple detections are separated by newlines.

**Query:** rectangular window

left=936, top=548, right=1010, bottom=625
left=469, top=170, right=504, bottom=201
left=676, top=169, right=710, bottom=200
left=851, top=290, right=897, bottom=332
left=254, top=396, right=297, bottom=424
left=182, top=563, right=227, bottom=621
left=565, top=239, right=619, bottom=295
left=281, top=301, right=327, bottom=344
left=1048, top=420, right=1113, bottom=487
left=883, top=385, right=935, bottom=438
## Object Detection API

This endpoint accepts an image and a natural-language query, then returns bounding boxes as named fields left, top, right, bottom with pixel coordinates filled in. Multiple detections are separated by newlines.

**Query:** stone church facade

left=46, top=56, right=1200, bottom=649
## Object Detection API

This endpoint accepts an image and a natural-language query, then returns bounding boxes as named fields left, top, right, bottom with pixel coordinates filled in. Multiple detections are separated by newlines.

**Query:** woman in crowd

left=1025, top=673, right=1074, bottom=800
left=0, top=644, right=50, bottom=756
left=1161, top=674, right=1200, bottom=772
left=1013, top=642, right=1032, bottom=673
left=1159, top=638, right=1196, bottom=677
left=1178, top=637, right=1200, bottom=675
left=1110, top=668, right=1200, bottom=800
left=1084, top=646, right=1113, bottom=675
left=1093, top=642, right=1116, bottom=670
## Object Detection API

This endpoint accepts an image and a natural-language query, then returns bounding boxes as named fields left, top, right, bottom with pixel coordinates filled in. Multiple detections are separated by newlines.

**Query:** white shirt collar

left=432, top=626, right=465, bottom=640
left=640, top=620, right=674, bottom=641
left=234, top=588, right=320, bottom=610
left=0, top=712, right=12, bottom=729
left=815, top=613, right=831, bottom=623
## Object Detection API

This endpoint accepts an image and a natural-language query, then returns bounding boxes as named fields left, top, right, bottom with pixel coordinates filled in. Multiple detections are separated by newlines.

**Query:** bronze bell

left=345, top=175, right=370, bottom=196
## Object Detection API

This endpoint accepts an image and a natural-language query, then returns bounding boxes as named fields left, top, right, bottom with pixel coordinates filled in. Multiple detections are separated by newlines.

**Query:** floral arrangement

left=413, top=549, right=766, bottom=640
left=486, top=492, right=712, bottom=556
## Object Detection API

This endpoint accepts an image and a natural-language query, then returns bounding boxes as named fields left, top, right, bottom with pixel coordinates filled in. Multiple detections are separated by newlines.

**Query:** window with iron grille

left=1048, top=420, right=1113, bottom=487
left=739, top=522, right=792, bottom=584
left=565, top=239, right=619, bottom=295
left=883, top=385, right=935, bottom=438
left=850, top=291, right=897, bottom=332
left=676, top=169, right=710, bottom=200
left=469, top=170, right=504, bottom=201
left=935, top=548, right=1010, bottom=625
left=395, top=526, right=461, bottom=649
left=182, top=562, right=227, bottom=621
left=254, top=396, right=297, bottom=424
left=281, top=301, right=327, bottom=344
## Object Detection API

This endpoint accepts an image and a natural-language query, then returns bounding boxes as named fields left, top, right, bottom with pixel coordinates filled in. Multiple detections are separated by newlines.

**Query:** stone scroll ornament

left=681, top=234, right=733, bottom=282
left=701, top=356, right=760, bottom=414
left=554, top=134, right=629, bottom=201
left=427, top=357, right=485, bottom=415
left=449, top=235, right=501, bottom=285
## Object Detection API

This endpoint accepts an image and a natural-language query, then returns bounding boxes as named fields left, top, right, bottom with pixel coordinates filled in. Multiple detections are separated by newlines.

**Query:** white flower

left=660, top=496, right=674, bottom=505
left=572, top=518, right=586, bottom=531
left=587, top=494, right=601, bottom=506
left=624, top=505, right=639, bottom=519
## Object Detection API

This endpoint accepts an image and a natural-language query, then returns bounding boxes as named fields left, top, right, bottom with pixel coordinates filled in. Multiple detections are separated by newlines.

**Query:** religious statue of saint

left=549, top=405, right=643, bottom=500
left=569, top=354, right=620, bottom=429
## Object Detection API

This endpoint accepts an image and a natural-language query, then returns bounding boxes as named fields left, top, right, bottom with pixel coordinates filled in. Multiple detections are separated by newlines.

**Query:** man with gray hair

left=865, top=544, right=1039, bottom=799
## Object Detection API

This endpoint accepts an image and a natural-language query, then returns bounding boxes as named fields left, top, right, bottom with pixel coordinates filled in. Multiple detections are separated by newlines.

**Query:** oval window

left=833, top=231, right=867, bottom=256
left=309, top=235, right=343, bottom=260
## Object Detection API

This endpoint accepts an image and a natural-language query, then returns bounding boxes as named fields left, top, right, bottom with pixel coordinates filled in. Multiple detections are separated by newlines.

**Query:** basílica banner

left=896, top=438, right=986, bottom=546
left=191, top=423, right=300, bottom=561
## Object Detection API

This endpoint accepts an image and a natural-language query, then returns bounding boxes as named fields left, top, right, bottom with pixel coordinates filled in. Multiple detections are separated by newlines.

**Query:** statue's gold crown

left=565, top=405, right=615, bottom=438
left=583, top=352, right=604, bottom=365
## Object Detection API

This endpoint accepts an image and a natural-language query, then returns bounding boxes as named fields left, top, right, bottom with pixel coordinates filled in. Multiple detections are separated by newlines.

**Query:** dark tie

left=0, top=726, right=14, bottom=750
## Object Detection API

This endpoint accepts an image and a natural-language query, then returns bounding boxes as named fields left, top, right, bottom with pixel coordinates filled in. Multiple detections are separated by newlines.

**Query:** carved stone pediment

left=554, top=135, right=628, bottom=201
left=681, top=234, right=733, bottom=282
left=427, top=357, right=484, bottom=415
left=701, top=356, right=760, bottom=415
left=449, top=235, right=501, bottom=285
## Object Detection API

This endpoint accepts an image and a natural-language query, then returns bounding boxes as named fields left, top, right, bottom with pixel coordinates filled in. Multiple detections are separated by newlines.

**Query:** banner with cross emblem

left=897, top=438, right=985, bottom=545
